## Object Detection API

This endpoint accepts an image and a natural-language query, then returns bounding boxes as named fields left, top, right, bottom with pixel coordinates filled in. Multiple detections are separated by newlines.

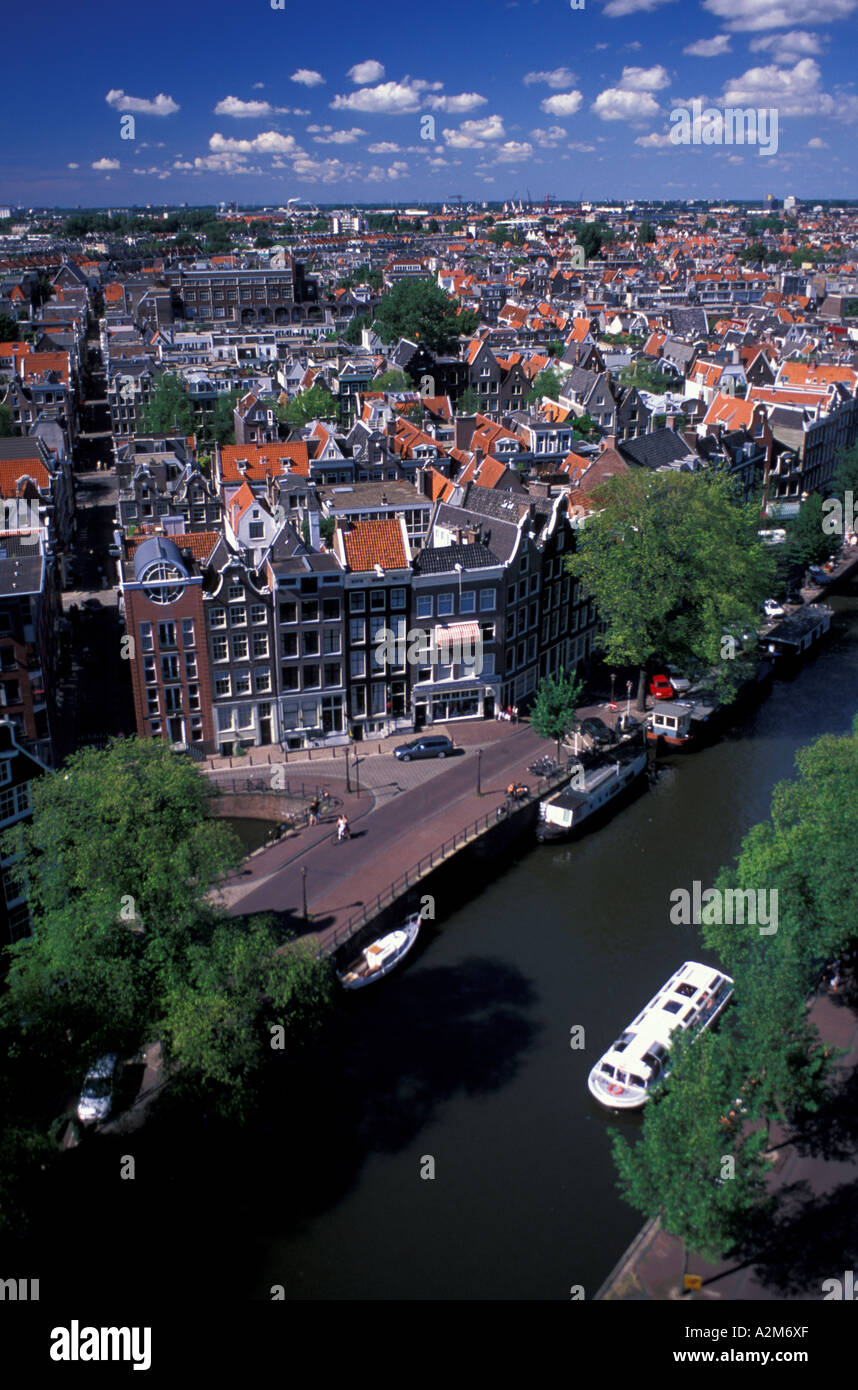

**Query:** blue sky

left=5, top=0, right=858, bottom=207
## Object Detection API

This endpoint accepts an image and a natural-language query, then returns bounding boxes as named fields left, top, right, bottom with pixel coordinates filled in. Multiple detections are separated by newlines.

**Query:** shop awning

left=433, top=621, right=481, bottom=652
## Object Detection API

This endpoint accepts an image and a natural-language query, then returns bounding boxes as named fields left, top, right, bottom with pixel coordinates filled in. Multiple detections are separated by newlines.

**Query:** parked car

left=76, top=1054, right=119, bottom=1125
left=762, top=598, right=784, bottom=620
left=665, top=666, right=691, bottom=693
left=580, top=717, right=615, bottom=748
left=807, top=566, right=830, bottom=586
left=649, top=673, right=677, bottom=701
left=394, top=734, right=454, bottom=762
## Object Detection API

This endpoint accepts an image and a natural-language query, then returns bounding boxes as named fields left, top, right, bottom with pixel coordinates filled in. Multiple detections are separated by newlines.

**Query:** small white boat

left=337, top=913, right=421, bottom=989
left=588, top=960, right=734, bottom=1110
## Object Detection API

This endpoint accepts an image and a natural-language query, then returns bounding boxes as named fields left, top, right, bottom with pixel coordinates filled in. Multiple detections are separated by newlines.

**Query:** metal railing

left=206, top=774, right=337, bottom=803
left=321, top=763, right=571, bottom=957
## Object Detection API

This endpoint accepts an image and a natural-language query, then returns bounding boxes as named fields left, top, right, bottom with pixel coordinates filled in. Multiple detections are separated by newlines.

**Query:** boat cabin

left=647, top=700, right=693, bottom=745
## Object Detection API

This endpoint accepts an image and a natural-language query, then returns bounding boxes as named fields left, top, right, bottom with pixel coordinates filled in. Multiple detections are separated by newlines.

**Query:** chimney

left=602, top=434, right=616, bottom=453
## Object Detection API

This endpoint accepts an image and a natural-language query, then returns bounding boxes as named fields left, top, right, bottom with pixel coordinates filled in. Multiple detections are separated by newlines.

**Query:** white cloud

left=367, top=141, right=401, bottom=153
left=105, top=89, right=179, bottom=116
left=808, top=135, right=829, bottom=146
left=214, top=95, right=290, bottom=117
left=425, top=92, right=488, bottom=112
left=601, top=0, right=677, bottom=14
left=722, top=57, right=858, bottom=118
left=684, top=35, right=732, bottom=56
left=634, top=130, right=675, bottom=146
left=313, top=127, right=366, bottom=144
left=92, top=157, right=120, bottom=170
left=592, top=88, right=661, bottom=119
left=209, top=131, right=304, bottom=154
left=443, top=129, right=485, bottom=148
left=331, top=80, right=424, bottom=113
left=702, top=0, right=856, bottom=28
left=292, top=156, right=356, bottom=183
left=173, top=160, right=193, bottom=169
left=619, top=65, right=670, bottom=91
left=749, top=29, right=824, bottom=61
left=541, top=91, right=584, bottom=116
left=291, top=69, right=325, bottom=86
left=366, top=165, right=387, bottom=182
left=458, top=115, right=505, bottom=139
left=387, top=160, right=408, bottom=178
left=67, top=161, right=79, bottom=169
left=530, top=125, right=568, bottom=146
left=493, top=140, right=534, bottom=161
left=523, top=67, right=577, bottom=87
left=194, top=153, right=262, bottom=174
left=252, top=82, right=265, bottom=89
left=348, top=59, right=385, bottom=84
left=569, top=140, right=596, bottom=151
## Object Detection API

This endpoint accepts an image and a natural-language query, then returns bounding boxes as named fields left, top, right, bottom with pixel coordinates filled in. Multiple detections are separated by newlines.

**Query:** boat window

left=613, top=1038, right=628, bottom=1053
left=683, top=1008, right=696, bottom=1022
left=662, top=1000, right=682, bottom=1014
left=641, top=1052, right=660, bottom=1070
left=615, top=1070, right=627, bottom=1083
left=600, top=1063, right=614, bottom=1077
left=629, top=1074, right=645, bottom=1089
left=675, top=983, right=696, bottom=998
left=708, top=975, right=721, bottom=990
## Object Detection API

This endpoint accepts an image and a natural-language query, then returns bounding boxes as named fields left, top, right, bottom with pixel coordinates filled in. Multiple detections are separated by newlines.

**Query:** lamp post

left=626, top=680, right=632, bottom=719
left=477, top=747, right=482, bottom=796
left=353, top=748, right=360, bottom=797
left=301, top=865, right=308, bottom=921
left=610, top=671, right=617, bottom=711
left=345, top=748, right=351, bottom=793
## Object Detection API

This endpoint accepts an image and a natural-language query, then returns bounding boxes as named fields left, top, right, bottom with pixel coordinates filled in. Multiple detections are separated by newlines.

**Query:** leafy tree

left=284, top=383, right=336, bottom=426
left=574, top=222, right=614, bottom=260
left=342, top=314, right=368, bottom=345
left=456, top=387, right=479, bottom=415
left=572, top=413, right=596, bottom=437
left=547, top=340, right=564, bottom=358
left=828, top=443, right=858, bottom=512
left=138, top=373, right=195, bottom=437
left=527, top=367, right=563, bottom=404
left=0, top=311, right=19, bottom=341
left=843, top=299, right=858, bottom=318
left=373, top=278, right=478, bottom=353
left=529, top=668, right=584, bottom=760
left=566, top=470, right=776, bottom=709
left=784, top=494, right=839, bottom=569
left=203, top=220, right=233, bottom=254
left=427, top=218, right=440, bottom=233
left=0, top=403, right=15, bottom=437
left=612, top=1028, right=770, bottom=1279
left=207, top=388, right=242, bottom=447
left=638, top=220, right=656, bottom=244
left=372, top=367, right=413, bottom=392
left=403, top=402, right=425, bottom=425
left=619, top=360, right=677, bottom=393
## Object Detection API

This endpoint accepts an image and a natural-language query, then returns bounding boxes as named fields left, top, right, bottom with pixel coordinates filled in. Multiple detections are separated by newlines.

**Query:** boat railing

left=320, top=764, right=570, bottom=957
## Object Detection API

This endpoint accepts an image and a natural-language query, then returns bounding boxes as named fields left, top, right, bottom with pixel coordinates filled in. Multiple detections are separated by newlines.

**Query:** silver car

left=76, top=1054, right=118, bottom=1125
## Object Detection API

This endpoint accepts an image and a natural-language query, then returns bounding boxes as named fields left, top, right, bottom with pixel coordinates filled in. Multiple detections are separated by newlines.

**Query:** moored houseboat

left=535, top=741, right=648, bottom=842
left=764, top=603, right=832, bottom=667
left=588, top=960, right=734, bottom=1110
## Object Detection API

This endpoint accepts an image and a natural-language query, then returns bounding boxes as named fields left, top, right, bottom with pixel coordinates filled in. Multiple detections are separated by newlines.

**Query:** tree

left=342, top=314, right=368, bottom=346
left=207, top=388, right=241, bottom=447
left=529, top=668, right=584, bottom=760
left=372, top=367, right=413, bottom=392
left=0, top=311, right=19, bottom=341
left=566, top=470, right=776, bottom=710
left=0, top=403, right=15, bottom=437
left=527, top=367, right=563, bottom=404
left=203, top=220, right=233, bottom=254
left=611, top=1028, right=770, bottom=1279
left=574, top=222, right=614, bottom=260
left=619, top=360, right=677, bottom=394
left=638, top=220, right=656, bottom=244
left=456, top=387, right=480, bottom=415
left=547, top=340, right=564, bottom=359
left=138, top=373, right=195, bottom=437
left=284, top=383, right=336, bottom=427
left=373, top=279, right=478, bottom=353
left=784, top=494, right=839, bottom=569
left=828, top=443, right=858, bottom=512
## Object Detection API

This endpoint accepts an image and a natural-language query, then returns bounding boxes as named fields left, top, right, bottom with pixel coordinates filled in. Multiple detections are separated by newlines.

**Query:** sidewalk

left=597, top=988, right=858, bottom=1301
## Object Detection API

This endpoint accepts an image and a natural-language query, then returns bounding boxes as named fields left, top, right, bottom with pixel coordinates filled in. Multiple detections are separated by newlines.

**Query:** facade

left=166, top=266, right=298, bottom=327
left=0, top=718, right=49, bottom=944
left=333, top=518, right=413, bottom=739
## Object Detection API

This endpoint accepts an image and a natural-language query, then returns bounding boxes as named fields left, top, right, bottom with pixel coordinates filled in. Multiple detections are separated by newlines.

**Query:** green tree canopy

left=138, top=373, right=195, bottom=437
left=206, top=388, right=242, bottom=447
left=372, top=367, right=413, bottom=392
left=373, top=278, right=478, bottom=353
left=784, top=493, right=839, bottom=569
left=456, top=387, right=480, bottom=415
left=526, top=367, right=563, bottom=404
left=283, top=382, right=336, bottom=427
left=529, top=668, right=584, bottom=759
left=0, top=402, right=15, bottom=437
left=566, top=470, right=776, bottom=708
left=0, top=311, right=19, bottom=341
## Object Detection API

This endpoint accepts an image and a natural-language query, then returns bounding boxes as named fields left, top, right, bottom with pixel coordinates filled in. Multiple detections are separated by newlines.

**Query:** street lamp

left=476, top=747, right=482, bottom=796
left=610, top=671, right=617, bottom=710
left=454, top=561, right=463, bottom=605
left=301, top=865, right=308, bottom=921
left=353, top=748, right=360, bottom=797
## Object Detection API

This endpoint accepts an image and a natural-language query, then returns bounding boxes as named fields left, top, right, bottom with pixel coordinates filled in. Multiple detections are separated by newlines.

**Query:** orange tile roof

left=0, top=460, right=52, bottom=497
left=341, top=518, right=409, bottom=572
left=126, top=529, right=220, bottom=563
left=219, top=442, right=310, bottom=482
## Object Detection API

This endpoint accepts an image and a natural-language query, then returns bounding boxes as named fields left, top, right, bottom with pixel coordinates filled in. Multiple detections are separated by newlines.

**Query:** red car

left=649, top=673, right=676, bottom=701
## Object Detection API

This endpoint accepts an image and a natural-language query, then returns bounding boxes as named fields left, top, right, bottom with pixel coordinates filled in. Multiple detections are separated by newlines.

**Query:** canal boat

left=535, top=742, right=648, bottom=842
left=646, top=699, right=694, bottom=749
left=763, top=603, right=832, bottom=667
left=588, top=960, right=734, bottom=1110
left=337, top=913, right=421, bottom=989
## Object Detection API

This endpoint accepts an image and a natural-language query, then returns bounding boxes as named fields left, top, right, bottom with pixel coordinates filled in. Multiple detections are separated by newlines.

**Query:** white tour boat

left=588, top=960, right=734, bottom=1109
left=536, top=743, right=648, bottom=842
left=337, top=913, right=421, bottom=989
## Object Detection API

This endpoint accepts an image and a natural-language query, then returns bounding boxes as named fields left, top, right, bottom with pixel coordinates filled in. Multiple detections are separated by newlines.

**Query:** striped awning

left=433, top=621, right=481, bottom=652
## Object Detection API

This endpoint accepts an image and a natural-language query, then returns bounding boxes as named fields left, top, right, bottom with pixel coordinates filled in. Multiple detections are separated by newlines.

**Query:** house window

left=210, top=607, right=226, bottom=629
left=479, top=589, right=496, bottom=612
left=301, top=600, right=319, bottom=623
left=254, top=669, right=271, bottom=693
left=390, top=588, right=406, bottom=610
left=303, top=631, right=320, bottom=656
left=324, top=663, right=341, bottom=687
left=350, top=650, right=366, bottom=679
left=437, top=593, right=454, bottom=617
left=185, top=653, right=198, bottom=679
left=322, top=597, right=340, bottom=621
left=303, top=664, right=320, bottom=689
left=279, top=601, right=297, bottom=624
left=281, top=667, right=299, bottom=691
left=182, top=618, right=195, bottom=648
left=349, top=591, right=366, bottom=612
left=251, top=604, right=267, bottom=625
left=252, top=632, right=269, bottom=658
left=235, top=671, right=252, bottom=696
left=144, top=656, right=157, bottom=685
left=230, top=606, right=246, bottom=627
left=215, top=676, right=231, bottom=697
left=232, top=635, right=249, bottom=661
left=161, top=654, right=179, bottom=682
left=371, top=683, right=386, bottom=715
left=158, top=622, right=177, bottom=649
left=459, top=591, right=476, bottom=614
left=416, top=595, right=433, bottom=619
left=281, top=632, right=298, bottom=658
left=212, top=636, right=228, bottom=661
left=248, top=522, right=264, bottom=540
left=350, top=619, right=365, bottom=644
left=370, top=589, right=386, bottom=610
left=228, top=584, right=244, bottom=601
left=140, top=622, right=154, bottom=652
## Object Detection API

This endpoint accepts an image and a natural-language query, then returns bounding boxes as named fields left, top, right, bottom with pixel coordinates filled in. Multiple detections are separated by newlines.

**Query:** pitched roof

left=340, top=518, right=409, bottom=572
left=219, top=442, right=310, bottom=482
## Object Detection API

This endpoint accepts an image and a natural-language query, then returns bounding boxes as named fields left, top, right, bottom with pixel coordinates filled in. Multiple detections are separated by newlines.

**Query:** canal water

left=249, top=582, right=858, bottom=1301
left=24, top=585, right=858, bottom=1304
